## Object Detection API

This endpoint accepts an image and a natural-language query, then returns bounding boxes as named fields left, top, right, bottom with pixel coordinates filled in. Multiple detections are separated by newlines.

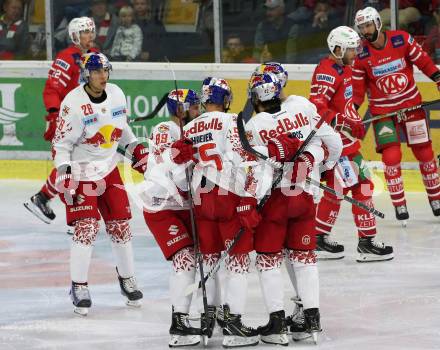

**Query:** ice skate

left=257, top=310, right=288, bottom=346
left=23, top=192, right=55, bottom=224
left=394, top=204, right=409, bottom=227
left=169, top=310, right=201, bottom=348
left=286, top=298, right=311, bottom=341
left=430, top=200, right=440, bottom=217
left=315, top=234, right=344, bottom=260
left=117, top=268, right=143, bottom=307
left=303, top=308, right=322, bottom=345
left=222, top=304, right=259, bottom=348
left=70, top=281, right=91, bottom=316
left=217, top=304, right=226, bottom=328
left=356, top=237, right=394, bottom=262
left=200, top=304, right=216, bottom=345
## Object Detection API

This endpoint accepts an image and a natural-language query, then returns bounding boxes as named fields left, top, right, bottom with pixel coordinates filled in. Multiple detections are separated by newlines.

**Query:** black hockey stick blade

left=129, top=92, right=168, bottom=123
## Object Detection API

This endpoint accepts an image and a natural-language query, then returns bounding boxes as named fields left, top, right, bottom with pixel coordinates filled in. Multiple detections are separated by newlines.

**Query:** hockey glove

left=267, top=133, right=302, bottom=162
left=333, top=113, right=366, bottom=139
left=55, top=165, right=78, bottom=205
left=170, top=138, right=197, bottom=165
left=236, top=197, right=261, bottom=230
left=291, top=153, right=314, bottom=184
left=43, top=110, right=59, bottom=141
left=131, top=143, right=149, bottom=174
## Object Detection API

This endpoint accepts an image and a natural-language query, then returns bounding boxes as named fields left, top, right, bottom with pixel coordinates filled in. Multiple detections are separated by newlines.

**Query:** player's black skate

left=23, top=191, right=55, bottom=224
left=117, top=268, right=143, bottom=307
left=257, top=310, right=288, bottom=346
left=303, top=308, right=322, bottom=344
left=286, top=298, right=311, bottom=341
left=70, top=281, right=91, bottom=316
left=200, top=304, right=216, bottom=345
left=169, top=310, right=201, bottom=347
left=430, top=200, right=440, bottom=217
left=394, top=204, right=409, bottom=227
left=356, top=236, right=394, bottom=262
left=315, top=234, right=344, bottom=260
left=222, top=304, right=259, bottom=348
left=217, top=304, right=226, bottom=328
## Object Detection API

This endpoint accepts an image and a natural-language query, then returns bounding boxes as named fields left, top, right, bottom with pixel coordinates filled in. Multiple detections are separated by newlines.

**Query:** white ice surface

left=1, top=180, right=440, bottom=350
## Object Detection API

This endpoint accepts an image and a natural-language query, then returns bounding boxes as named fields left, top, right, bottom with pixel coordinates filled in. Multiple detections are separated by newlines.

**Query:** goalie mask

left=166, top=89, right=200, bottom=117
left=355, top=7, right=382, bottom=43
left=248, top=72, right=282, bottom=104
left=68, top=17, right=96, bottom=46
left=80, top=52, right=112, bottom=82
left=254, top=62, right=288, bottom=88
left=201, top=77, right=233, bottom=111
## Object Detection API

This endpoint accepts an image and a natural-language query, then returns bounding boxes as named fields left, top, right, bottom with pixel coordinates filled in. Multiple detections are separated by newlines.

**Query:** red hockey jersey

left=310, top=57, right=361, bottom=156
left=352, top=30, right=439, bottom=115
left=43, top=46, right=98, bottom=112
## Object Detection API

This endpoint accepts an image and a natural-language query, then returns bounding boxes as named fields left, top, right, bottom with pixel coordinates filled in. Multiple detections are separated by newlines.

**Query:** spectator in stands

left=253, top=0, right=296, bottom=63
left=89, top=0, right=118, bottom=55
left=379, top=0, right=421, bottom=30
left=0, top=0, right=29, bottom=59
left=222, top=33, right=256, bottom=63
left=110, top=5, right=142, bottom=61
left=132, top=0, right=166, bottom=61
left=425, top=4, right=440, bottom=63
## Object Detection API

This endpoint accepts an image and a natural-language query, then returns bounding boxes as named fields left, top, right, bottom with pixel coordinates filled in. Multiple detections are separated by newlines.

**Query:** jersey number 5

left=198, top=143, right=223, bottom=170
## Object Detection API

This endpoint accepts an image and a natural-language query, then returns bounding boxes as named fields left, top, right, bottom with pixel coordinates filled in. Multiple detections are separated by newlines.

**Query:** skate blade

left=291, top=331, right=312, bottom=341
left=23, top=201, right=52, bottom=224
left=311, top=331, right=319, bottom=345
left=316, top=251, right=345, bottom=260
left=356, top=253, right=394, bottom=263
left=261, top=334, right=289, bottom=346
left=126, top=299, right=142, bottom=308
left=73, top=307, right=89, bottom=316
left=222, top=335, right=259, bottom=348
left=399, top=220, right=408, bottom=227
left=203, top=335, right=208, bottom=346
left=169, top=335, right=200, bottom=347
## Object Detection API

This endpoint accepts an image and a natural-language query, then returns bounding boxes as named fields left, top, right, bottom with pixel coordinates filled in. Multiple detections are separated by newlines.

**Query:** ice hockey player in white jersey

left=183, top=77, right=299, bottom=348
left=253, top=63, right=342, bottom=342
left=141, top=88, right=202, bottom=347
left=245, top=71, right=342, bottom=344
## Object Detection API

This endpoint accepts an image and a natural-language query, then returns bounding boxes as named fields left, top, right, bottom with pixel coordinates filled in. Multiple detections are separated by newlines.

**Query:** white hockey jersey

left=52, top=83, right=137, bottom=181
left=183, top=111, right=271, bottom=199
left=141, top=120, right=189, bottom=211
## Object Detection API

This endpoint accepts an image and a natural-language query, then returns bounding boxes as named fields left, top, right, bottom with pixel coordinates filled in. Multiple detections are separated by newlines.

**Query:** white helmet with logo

left=68, top=17, right=96, bottom=45
left=354, top=7, right=382, bottom=33
left=327, top=26, right=361, bottom=59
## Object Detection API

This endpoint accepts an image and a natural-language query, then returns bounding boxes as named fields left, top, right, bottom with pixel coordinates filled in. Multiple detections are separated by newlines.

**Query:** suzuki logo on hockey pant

left=0, top=83, right=28, bottom=146
left=168, top=225, right=179, bottom=235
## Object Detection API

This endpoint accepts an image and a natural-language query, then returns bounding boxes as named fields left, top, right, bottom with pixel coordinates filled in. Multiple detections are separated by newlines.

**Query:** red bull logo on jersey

left=82, top=124, right=122, bottom=148
left=184, top=118, right=223, bottom=136
left=259, top=114, right=309, bottom=143
left=372, top=58, right=405, bottom=77
left=376, top=73, right=408, bottom=95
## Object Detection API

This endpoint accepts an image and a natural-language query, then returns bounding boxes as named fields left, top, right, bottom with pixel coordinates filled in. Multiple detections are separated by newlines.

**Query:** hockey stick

left=128, top=92, right=168, bottom=124
left=237, top=114, right=385, bottom=219
left=165, top=58, right=211, bottom=344
left=362, top=99, right=440, bottom=125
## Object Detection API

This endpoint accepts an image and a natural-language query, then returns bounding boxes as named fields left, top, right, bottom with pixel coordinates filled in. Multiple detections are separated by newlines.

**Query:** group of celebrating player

left=23, top=5, right=440, bottom=349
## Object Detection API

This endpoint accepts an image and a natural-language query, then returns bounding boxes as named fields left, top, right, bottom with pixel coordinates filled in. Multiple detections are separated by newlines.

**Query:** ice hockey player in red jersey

left=353, top=7, right=440, bottom=225
left=310, top=26, right=394, bottom=262
left=24, top=17, right=98, bottom=225
left=141, top=89, right=202, bottom=347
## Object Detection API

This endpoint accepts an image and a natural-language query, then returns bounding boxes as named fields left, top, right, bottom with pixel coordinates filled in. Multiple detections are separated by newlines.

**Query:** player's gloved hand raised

left=334, top=113, right=366, bottom=139
left=267, top=133, right=302, bottom=162
left=236, top=197, right=261, bottom=230
left=131, top=143, right=149, bottom=174
left=170, top=138, right=197, bottom=164
left=43, top=110, right=59, bottom=141
left=55, top=165, right=78, bottom=205
left=291, top=153, right=314, bottom=184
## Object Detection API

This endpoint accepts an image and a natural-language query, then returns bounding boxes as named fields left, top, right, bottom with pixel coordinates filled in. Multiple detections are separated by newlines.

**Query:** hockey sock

left=316, top=195, right=341, bottom=236
left=202, top=253, right=221, bottom=306
left=256, top=252, right=284, bottom=313
left=40, top=168, right=58, bottom=199
left=71, top=218, right=99, bottom=283
left=352, top=181, right=377, bottom=238
left=170, top=247, right=196, bottom=314
left=288, top=250, right=319, bottom=310
left=106, top=220, right=134, bottom=278
left=225, top=253, right=250, bottom=315
left=412, top=146, right=440, bottom=202
left=382, top=146, right=405, bottom=207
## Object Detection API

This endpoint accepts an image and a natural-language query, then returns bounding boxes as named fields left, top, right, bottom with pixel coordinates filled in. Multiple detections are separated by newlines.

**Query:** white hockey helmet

left=327, top=26, right=361, bottom=59
left=354, top=7, right=382, bottom=33
left=68, top=17, right=96, bottom=45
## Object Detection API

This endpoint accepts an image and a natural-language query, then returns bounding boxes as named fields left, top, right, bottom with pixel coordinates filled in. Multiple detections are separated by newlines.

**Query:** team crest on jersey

left=344, top=85, right=353, bottom=100
left=372, top=58, right=405, bottom=77
left=376, top=73, right=408, bottom=95
left=316, top=74, right=335, bottom=84
left=357, top=46, right=370, bottom=59
left=111, top=106, right=126, bottom=118
left=83, top=114, right=98, bottom=126
left=55, top=59, right=70, bottom=71
left=391, top=35, right=404, bottom=48
left=158, top=124, right=170, bottom=133
left=62, top=105, right=70, bottom=117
